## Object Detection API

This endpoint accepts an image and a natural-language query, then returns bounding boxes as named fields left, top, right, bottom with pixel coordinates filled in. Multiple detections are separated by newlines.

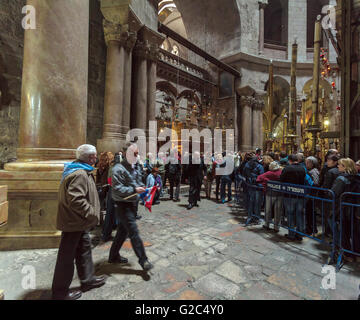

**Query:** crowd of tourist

left=95, top=147, right=360, bottom=265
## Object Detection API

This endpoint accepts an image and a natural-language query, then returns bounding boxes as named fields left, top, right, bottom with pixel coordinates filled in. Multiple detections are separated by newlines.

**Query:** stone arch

left=264, top=76, right=290, bottom=117
left=156, top=81, right=178, bottom=99
left=177, top=89, right=201, bottom=106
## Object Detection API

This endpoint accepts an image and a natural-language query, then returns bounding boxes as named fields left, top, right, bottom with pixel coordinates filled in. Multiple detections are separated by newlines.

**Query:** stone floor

left=1, top=191, right=360, bottom=300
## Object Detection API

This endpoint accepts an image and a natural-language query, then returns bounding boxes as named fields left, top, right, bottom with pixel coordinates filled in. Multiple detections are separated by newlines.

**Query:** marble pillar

left=132, top=41, right=149, bottom=131
left=147, top=47, right=158, bottom=129
left=240, top=97, right=254, bottom=152
left=0, top=0, right=90, bottom=249
left=256, top=99, right=265, bottom=150
left=123, top=36, right=137, bottom=135
left=252, top=102, right=260, bottom=150
left=97, top=21, right=137, bottom=153
left=258, top=1, right=268, bottom=55
left=18, top=0, right=89, bottom=160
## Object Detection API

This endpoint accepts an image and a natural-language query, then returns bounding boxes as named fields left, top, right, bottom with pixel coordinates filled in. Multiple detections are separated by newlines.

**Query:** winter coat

left=256, top=169, right=282, bottom=192
left=57, top=161, right=100, bottom=232
left=183, top=155, right=206, bottom=180
left=168, top=156, right=182, bottom=177
left=322, top=167, right=340, bottom=189
left=111, top=159, right=145, bottom=203
left=243, top=158, right=264, bottom=185
left=331, top=174, right=360, bottom=220
left=280, top=163, right=306, bottom=185
left=308, top=168, right=320, bottom=187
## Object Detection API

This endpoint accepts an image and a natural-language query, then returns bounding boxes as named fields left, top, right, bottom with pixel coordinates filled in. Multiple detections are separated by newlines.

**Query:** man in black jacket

left=280, top=154, right=306, bottom=241
left=168, top=149, right=182, bottom=202
left=109, top=143, right=153, bottom=271
left=184, top=151, right=207, bottom=210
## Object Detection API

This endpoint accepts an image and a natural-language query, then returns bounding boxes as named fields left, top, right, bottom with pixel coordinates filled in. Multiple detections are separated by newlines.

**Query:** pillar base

left=97, top=137, right=128, bottom=154
left=0, top=161, right=68, bottom=251
left=0, top=231, right=61, bottom=250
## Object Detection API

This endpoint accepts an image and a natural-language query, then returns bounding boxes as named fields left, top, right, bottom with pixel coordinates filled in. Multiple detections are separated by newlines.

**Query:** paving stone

left=179, top=265, right=210, bottom=280
left=266, top=271, right=328, bottom=300
left=1, top=196, right=359, bottom=300
left=239, top=281, right=301, bottom=300
left=193, top=238, right=218, bottom=249
left=193, top=273, right=241, bottom=299
left=156, top=258, right=171, bottom=268
left=171, top=289, right=208, bottom=300
left=213, top=243, right=228, bottom=253
left=215, top=260, right=248, bottom=284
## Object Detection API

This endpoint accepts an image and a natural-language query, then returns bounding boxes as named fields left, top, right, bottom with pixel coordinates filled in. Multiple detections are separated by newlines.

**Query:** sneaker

left=140, top=260, right=153, bottom=272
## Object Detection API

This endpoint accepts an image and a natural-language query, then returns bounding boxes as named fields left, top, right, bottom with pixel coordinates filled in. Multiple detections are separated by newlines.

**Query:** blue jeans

left=247, top=189, right=262, bottom=220
left=220, top=175, right=232, bottom=201
left=283, top=197, right=304, bottom=238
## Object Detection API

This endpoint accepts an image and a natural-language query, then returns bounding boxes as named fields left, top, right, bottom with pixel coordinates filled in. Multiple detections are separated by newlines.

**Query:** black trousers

left=188, top=176, right=201, bottom=205
left=215, top=176, right=221, bottom=200
left=52, top=231, right=95, bottom=298
left=109, top=201, right=148, bottom=264
left=169, top=174, right=181, bottom=200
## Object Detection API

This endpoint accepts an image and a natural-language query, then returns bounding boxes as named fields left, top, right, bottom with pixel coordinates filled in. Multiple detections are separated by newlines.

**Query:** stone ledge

left=0, top=231, right=61, bottom=251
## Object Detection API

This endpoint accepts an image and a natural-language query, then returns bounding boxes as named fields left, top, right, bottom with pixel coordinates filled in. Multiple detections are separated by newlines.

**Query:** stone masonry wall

left=0, top=0, right=26, bottom=168
left=87, top=0, right=106, bottom=147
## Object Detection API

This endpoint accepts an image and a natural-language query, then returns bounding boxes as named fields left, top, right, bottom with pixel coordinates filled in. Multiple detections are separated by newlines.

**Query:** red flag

left=145, top=186, right=158, bottom=212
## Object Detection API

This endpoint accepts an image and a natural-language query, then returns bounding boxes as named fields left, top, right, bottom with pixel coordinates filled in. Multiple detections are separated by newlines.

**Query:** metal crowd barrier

left=243, top=181, right=337, bottom=264
left=337, top=192, right=360, bottom=271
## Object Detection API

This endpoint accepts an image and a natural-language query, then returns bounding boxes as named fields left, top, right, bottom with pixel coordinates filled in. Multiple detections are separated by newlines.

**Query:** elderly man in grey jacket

left=52, top=144, right=106, bottom=300
left=108, top=143, right=153, bottom=271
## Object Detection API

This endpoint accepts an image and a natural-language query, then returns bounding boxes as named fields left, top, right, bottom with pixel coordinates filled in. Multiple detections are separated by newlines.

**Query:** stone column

left=252, top=101, right=261, bottom=150
left=0, top=0, right=90, bottom=249
left=97, top=20, right=137, bottom=153
left=17, top=0, right=89, bottom=160
left=122, top=34, right=137, bottom=135
left=256, top=99, right=265, bottom=150
left=239, top=97, right=254, bottom=152
left=258, top=1, right=268, bottom=55
left=132, top=41, right=149, bottom=131
left=147, top=46, right=158, bottom=128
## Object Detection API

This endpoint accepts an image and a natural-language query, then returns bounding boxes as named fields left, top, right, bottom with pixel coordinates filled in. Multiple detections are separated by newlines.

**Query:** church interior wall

left=87, top=0, right=107, bottom=147
left=0, top=0, right=26, bottom=168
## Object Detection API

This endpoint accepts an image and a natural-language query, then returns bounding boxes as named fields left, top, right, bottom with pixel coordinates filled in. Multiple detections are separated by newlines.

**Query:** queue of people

left=240, top=148, right=360, bottom=264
